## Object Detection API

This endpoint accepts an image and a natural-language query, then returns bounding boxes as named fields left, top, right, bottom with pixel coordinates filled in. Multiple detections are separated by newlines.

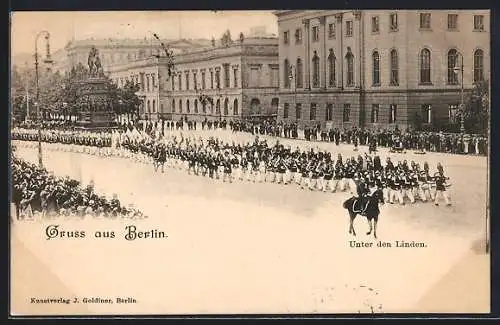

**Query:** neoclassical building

left=108, top=36, right=280, bottom=121
left=275, top=10, right=490, bottom=129
left=51, top=38, right=211, bottom=75
left=107, top=55, right=170, bottom=120
left=166, top=37, right=280, bottom=122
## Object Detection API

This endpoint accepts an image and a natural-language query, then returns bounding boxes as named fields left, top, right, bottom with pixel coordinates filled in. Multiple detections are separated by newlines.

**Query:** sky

left=10, top=11, right=278, bottom=56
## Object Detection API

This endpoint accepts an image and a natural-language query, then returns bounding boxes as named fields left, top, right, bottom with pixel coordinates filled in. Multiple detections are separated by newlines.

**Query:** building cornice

left=278, top=10, right=355, bottom=23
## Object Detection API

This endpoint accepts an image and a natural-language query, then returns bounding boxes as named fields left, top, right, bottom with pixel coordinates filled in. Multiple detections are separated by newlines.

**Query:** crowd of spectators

left=11, top=153, right=145, bottom=220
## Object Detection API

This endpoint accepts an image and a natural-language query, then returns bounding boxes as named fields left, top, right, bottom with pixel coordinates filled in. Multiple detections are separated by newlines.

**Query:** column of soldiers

left=12, top=127, right=452, bottom=207
left=12, top=127, right=112, bottom=156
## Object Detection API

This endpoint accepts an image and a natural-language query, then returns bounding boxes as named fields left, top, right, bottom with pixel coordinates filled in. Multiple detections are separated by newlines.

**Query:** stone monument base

left=76, top=111, right=116, bottom=129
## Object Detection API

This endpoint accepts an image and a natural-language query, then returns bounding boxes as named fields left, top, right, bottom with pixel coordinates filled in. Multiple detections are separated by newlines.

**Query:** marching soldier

left=322, top=160, right=335, bottom=193
left=434, top=165, right=452, bottom=206
left=402, top=172, right=415, bottom=204
left=277, top=156, right=287, bottom=184
left=222, top=151, right=232, bottom=183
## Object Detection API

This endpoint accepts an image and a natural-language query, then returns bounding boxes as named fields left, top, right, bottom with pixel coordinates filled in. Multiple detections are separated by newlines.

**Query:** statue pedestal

left=77, top=111, right=116, bottom=128
left=76, top=77, right=116, bottom=129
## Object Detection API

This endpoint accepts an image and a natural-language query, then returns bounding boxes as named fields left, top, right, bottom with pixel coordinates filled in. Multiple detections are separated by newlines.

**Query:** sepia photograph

left=9, top=10, right=490, bottom=315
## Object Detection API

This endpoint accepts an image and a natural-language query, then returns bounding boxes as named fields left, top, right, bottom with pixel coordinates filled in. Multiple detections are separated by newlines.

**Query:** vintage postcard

left=9, top=10, right=490, bottom=315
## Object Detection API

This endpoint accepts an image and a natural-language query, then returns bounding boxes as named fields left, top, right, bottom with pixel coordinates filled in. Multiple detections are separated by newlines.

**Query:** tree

left=112, top=80, right=141, bottom=121
left=463, top=79, right=489, bottom=135
left=11, top=65, right=36, bottom=122
left=38, top=70, right=65, bottom=118
left=220, top=30, right=233, bottom=47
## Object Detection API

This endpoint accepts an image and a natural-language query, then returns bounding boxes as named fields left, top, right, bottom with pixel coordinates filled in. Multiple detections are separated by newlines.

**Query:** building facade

left=166, top=37, right=280, bottom=122
left=275, top=10, right=490, bottom=130
left=107, top=36, right=280, bottom=121
left=51, top=38, right=211, bottom=76
left=107, top=56, right=171, bottom=121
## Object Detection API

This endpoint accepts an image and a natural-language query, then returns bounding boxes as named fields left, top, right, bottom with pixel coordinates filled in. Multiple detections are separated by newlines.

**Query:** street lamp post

left=34, top=30, right=52, bottom=168
left=118, top=99, right=124, bottom=125
left=453, top=52, right=465, bottom=133
left=62, top=102, right=68, bottom=121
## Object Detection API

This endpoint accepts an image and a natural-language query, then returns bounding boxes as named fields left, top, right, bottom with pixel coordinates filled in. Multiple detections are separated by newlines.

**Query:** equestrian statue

left=88, top=46, right=103, bottom=78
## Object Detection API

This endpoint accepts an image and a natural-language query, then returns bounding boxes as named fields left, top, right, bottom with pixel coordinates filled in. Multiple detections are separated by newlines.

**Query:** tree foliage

left=112, top=80, right=141, bottom=120
left=463, top=79, right=489, bottom=135
left=11, top=62, right=142, bottom=121
left=11, top=65, right=35, bottom=121
left=220, top=30, right=233, bottom=47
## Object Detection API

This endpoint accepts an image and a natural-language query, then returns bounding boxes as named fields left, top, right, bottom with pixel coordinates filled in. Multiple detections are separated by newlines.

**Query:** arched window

left=216, top=99, right=221, bottom=115
left=474, top=49, right=484, bottom=83
left=312, top=51, right=320, bottom=88
left=310, top=103, right=317, bottom=120
left=447, top=49, right=458, bottom=85
left=271, top=98, right=279, bottom=115
left=172, top=99, right=176, bottom=113
left=194, top=99, right=198, bottom=114
left=390, top=49, right=399, bottom=86
left=296, top=58, right=303, bottom=88
left=420, top=48, right=431, bottom=84
left=224, top=98, right=229, bottom=116
left=186, top=99, right=190, bottom=113
left=233, top=99, right=239, bottom=115
left=371, top=104, right=379, bottom=123
left=346, top=52, right=354, bottom=87
left=421, top=104, right=432, bottom=124
left=179, top=99, right=183, bottom=113
left=147, top=100, right=151, bottom=113
left=250, top=98, right=260, bottom=115
left=328, top=49, right=336, bottom=87
left=295, top=103, right=302, bottom=119
left=284, top=59, right=290, bottom=88
left=372, top=51, right=380, bottom=85
left=152, top=100, right=156, bottom=113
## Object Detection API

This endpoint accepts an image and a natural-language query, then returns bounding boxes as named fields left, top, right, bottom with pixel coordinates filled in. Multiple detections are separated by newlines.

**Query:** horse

left=343, top=188, right=385, bottom=239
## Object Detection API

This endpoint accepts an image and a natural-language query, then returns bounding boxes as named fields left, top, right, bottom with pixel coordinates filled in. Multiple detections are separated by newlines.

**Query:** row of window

left=172, top=65, right=239, bottom=92
left=145, top=98, right=159, bottom=114
left=283, top=13, right=486, bottom=44
left=282, top=102, right=398, bottom=124
left=283, top=47, right=485, bottom=89
left=281, top=102, right=461, bottom=125
left=283, top=49, right=355, bottom=89
left=171, top=98, right=240, bottom=116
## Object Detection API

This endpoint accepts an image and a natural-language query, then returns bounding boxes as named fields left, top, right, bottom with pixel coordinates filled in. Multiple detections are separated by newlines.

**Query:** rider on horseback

left=354, top=175, right=370, bottom=216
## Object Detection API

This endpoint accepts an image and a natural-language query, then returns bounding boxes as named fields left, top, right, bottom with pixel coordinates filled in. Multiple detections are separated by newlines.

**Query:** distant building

left=108, top=36, right=280, bottom=122
left=249, top=26, right=270, bottom=37
left=274, top=10, right=490, bottom=130
left=49, top=37, right=211, bottom=75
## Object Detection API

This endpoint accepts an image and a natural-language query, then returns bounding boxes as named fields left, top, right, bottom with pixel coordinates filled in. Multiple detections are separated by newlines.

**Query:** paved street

left=11, top=135, right=489, bottom=314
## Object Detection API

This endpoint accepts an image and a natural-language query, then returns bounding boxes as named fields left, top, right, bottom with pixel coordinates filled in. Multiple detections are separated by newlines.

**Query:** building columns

left=320, top=16, right=327, bottom=90
left=335, top=13, right=344, bottom=90
left=302, top=19, right=311, bottom=90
